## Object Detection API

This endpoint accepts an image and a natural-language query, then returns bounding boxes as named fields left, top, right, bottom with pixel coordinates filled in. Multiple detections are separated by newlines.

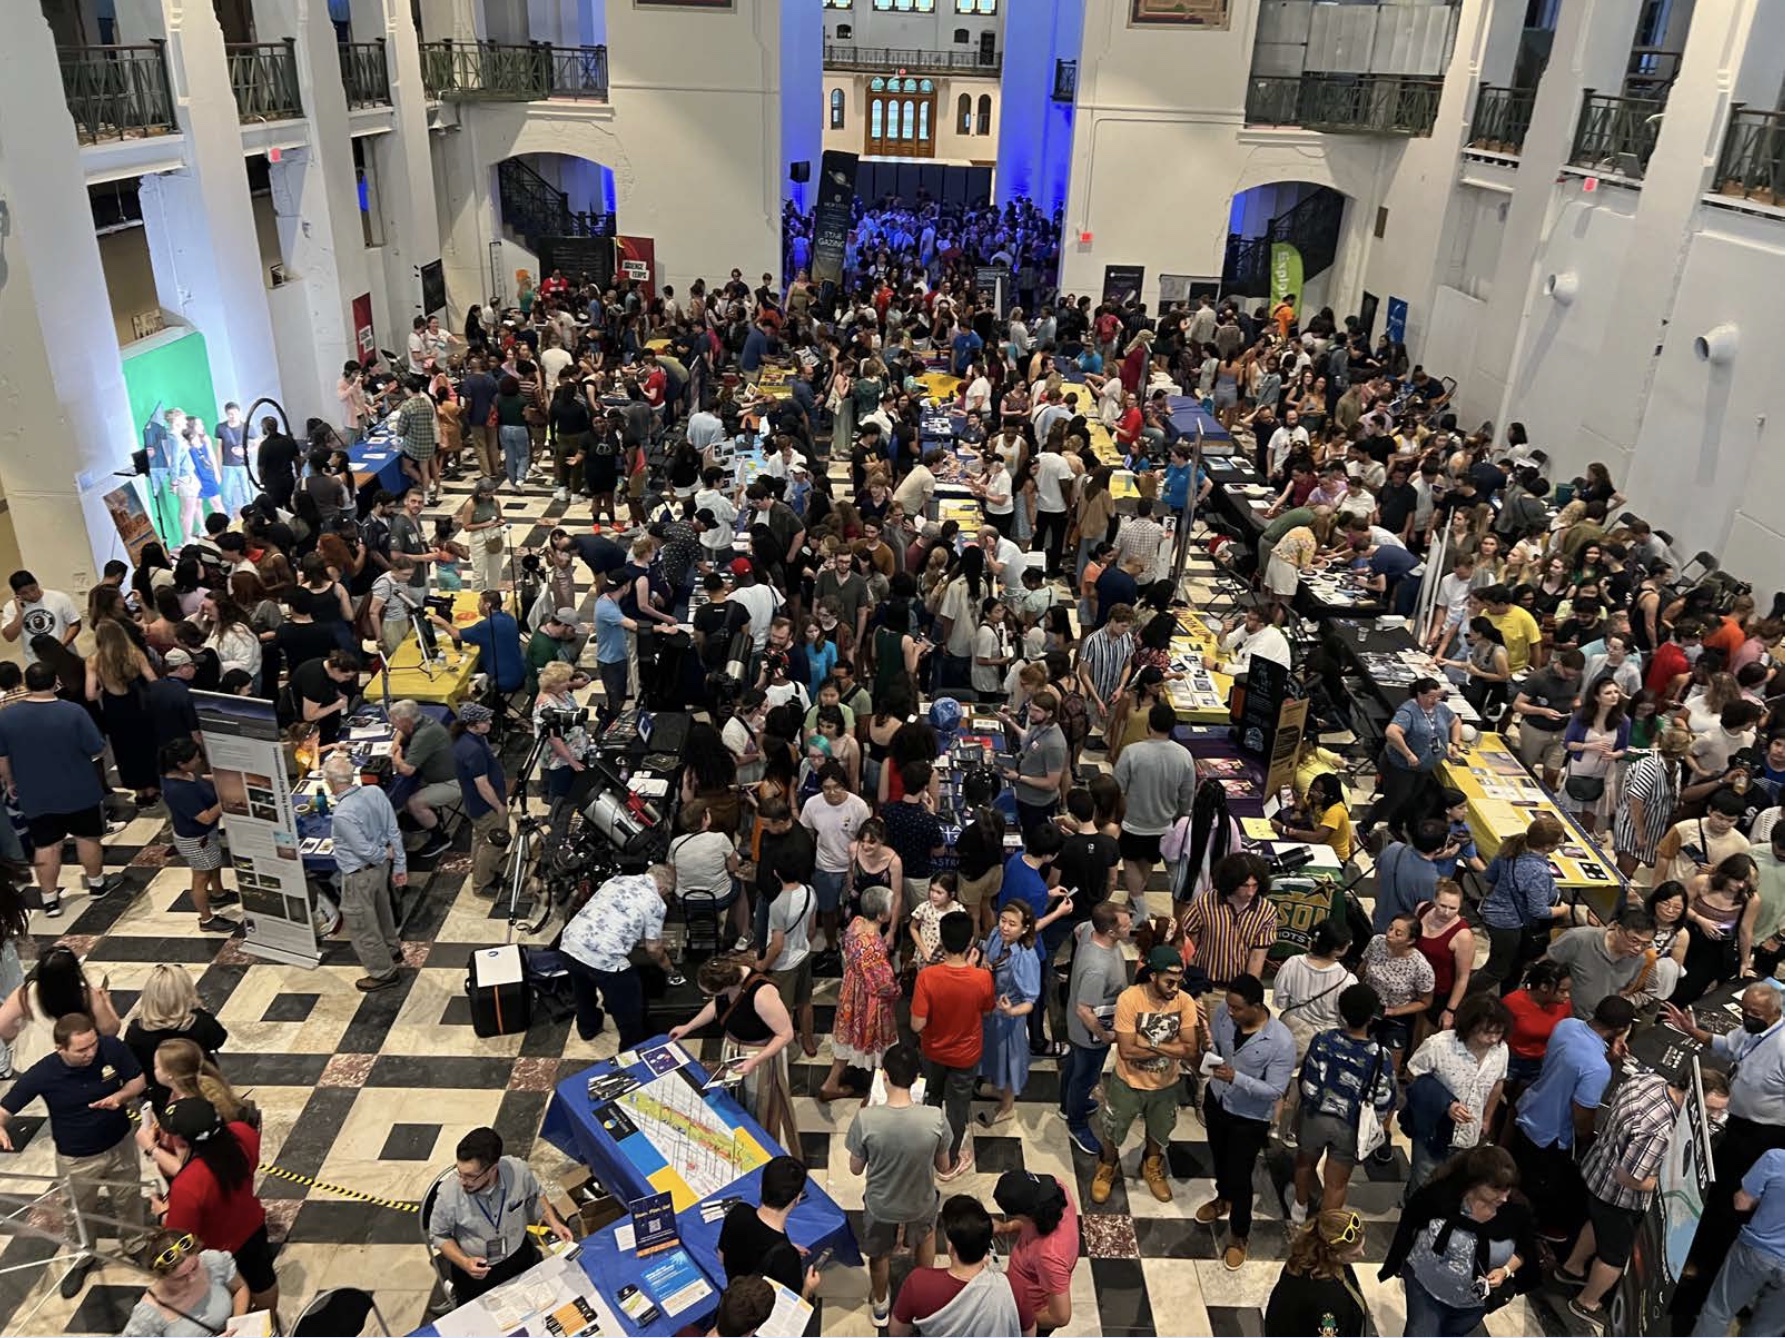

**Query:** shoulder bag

left=1355, top=1045, right=1390, bottom=1159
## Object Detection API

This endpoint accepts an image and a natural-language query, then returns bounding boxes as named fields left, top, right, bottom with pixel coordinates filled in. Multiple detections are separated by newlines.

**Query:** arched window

left=829, top=88, right=845, bottom=129
left=953, top=27, right=969, bottom=42
left=870, top=99, right=883, bottom=138
left=915, top=0, right=935, bottom=10
left=918, top=100, right=930, bottom=140
left=894, top=0, right=913, bottom=10
left=957, top=92, right=971, bottom=133
left=901, top=99, right=915, bottom=139
left=976, top=93, right=992, bottom=135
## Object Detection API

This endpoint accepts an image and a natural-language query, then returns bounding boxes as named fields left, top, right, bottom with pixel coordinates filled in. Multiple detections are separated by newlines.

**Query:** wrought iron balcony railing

left=823, top=44, right=1000, bottom=76
left=58, top=42, right=177, bottom=144
left=339, top=40, right=390, bottom=108
left=226, top=39, right=303, bottom=122
left=420, top=41, right=608, bottom=102
left=1713, top=106, right=1783, bottom=207
left=1568, top=90, right=1665, bottom=180
left=1467, top=84, right=1536, bottom=155
left=1245, top=74, right=1445, bottom=137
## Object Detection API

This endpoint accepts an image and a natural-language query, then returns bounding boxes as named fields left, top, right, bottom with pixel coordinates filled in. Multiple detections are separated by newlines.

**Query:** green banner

left=1269, top=242, right=1304, bottom=312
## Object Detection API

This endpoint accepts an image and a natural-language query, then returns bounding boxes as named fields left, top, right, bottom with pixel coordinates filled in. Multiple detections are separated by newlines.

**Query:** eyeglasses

left=151, top=1233, right=198, bottom=1272
left=1325, top=1212, right=1364, bottom=1246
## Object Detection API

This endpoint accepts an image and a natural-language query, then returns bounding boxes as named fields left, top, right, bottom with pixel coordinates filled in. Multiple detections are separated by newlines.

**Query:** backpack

left=1054, top=683, right=1090, bottom=749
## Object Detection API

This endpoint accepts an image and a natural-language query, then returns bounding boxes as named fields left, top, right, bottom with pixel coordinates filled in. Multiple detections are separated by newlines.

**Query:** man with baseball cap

left=593, top=573, right=639, bottom=728
left=525, top=607, right=583, bottom=693
left=726, top=557, right=780, bottom=654
left=452, top=704, right=509, bottom=899
left=1093, top=946, right=1198, bottom=1205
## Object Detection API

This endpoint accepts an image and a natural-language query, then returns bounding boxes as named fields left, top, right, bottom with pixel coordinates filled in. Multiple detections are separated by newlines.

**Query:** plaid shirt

left=395, top=393, right=438, bottom=451
left=1580, top=1071, right=1676, bottom=1210
left=1180, top=889, right=1279, bottom=987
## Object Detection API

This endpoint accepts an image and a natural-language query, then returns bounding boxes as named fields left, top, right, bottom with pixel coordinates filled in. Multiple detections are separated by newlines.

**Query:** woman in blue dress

left=979, top=900, right=1041, bottom=1126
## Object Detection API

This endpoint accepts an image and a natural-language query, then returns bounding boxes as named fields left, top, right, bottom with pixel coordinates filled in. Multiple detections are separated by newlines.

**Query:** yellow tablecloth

left=1440, top=732, right=1624, bottom=913
left=917, top=370, right=962, bottom=402
left=1165, top=615, right=1233, bottom=724
left=365, top=590, right=483, bottom=706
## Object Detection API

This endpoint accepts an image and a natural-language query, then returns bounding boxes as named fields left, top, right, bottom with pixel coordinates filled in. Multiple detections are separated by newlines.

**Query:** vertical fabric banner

left=352, top=293, right=377, bottom=364
left=616, top=236, right=658, bottom=295
left=810, top=150, right=859, bottom=287
left=1269, top=243, right=1303, bottom=312
left=194, top=692, right=322, bottom=968
left=1385, top=297, right=1409, bottom=344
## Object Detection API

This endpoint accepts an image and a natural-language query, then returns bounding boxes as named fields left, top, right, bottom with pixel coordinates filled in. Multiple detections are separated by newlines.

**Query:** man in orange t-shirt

left=911, top=910, right=996, bottom=1179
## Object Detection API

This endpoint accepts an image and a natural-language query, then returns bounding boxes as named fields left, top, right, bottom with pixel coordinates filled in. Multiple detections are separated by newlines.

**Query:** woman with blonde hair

left=533, top=659, right=592, bottom=841
left=1264, top=506, right=1335, bottom=599
left=1264, top=1208, right=1370, bottom=1336
left=667, top=954, right=798, bottom=1152
left=125, top=965, right=229, bottom=1114
left=86, top=618, right=161, bottom=804
left=150, top=1038, right=256, bottom=1135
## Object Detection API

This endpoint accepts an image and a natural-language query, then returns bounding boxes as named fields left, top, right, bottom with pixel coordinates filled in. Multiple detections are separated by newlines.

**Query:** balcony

left=1245, top=75, right=1444, bottom=137
left=823, top=44, right=1000, bottom=76
left=58, top=43, right=177, bottom=144
left=1467, top=85, right=1536, bottom=156
left=420, top=40, right=609, bottom=102
left=338, top=40, right=390, bottom=109
left=226, top=40, right=303, bottom=122
left=1713, top=106, right=1783, bottom=208
left=1568, top=90, right=1663, bottom=181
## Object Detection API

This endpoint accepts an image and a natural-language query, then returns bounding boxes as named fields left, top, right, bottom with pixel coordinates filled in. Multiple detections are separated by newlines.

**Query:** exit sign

left=1079, top=231, right=1093, bottom=244
left=1583, top=176, right=1598, bottom=192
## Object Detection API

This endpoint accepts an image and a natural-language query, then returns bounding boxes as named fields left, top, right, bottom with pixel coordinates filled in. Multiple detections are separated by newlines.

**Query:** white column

left=1471, top=0, right=1645, bottom=427
left=0, top=11, right=150, bottom=586
left=138, top=0, right=285, bottom=411
left=780, top=0, right=822, bottom=216
left=352, top=0, right=445, bottom=344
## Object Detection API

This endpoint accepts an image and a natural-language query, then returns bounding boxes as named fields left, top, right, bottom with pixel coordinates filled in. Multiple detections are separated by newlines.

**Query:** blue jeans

left=500, top=425, right=531, bottom=487
left=1060, top=1041, right=1108, bottom=1133
left=1694, top=1237, right=1785, bottom=1337
left=1401, top=1273, right=1483, bottom=1337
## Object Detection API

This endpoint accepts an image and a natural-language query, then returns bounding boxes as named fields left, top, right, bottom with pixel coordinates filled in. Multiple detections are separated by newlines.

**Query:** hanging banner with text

left=1385, top=297, right=1409, bottom=344
left=1269, top=243, right=1303, bottom=314
left=351, top=293, right=377, bottom=364
left=616, top=236, right=658, bottom=295
left=1101, top=264, right=1146, bottom=305
left=194, top=691, right=322, bottom=968
left=810, top=150, right=859, bottom=288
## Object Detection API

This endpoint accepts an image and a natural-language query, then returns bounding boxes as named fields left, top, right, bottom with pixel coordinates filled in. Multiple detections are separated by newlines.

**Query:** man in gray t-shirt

left=1004, top=700, right=1069, bottom=827
left=1547, top=923, right=1649, bottom=1018
left=1062, top=904, right=1132, bottom=1152
left=846, top=1044, right=952, bottom=1323
left=427, top=1127, right=572, bottom=1301
left=1111, top=702, right=1199, bottom=897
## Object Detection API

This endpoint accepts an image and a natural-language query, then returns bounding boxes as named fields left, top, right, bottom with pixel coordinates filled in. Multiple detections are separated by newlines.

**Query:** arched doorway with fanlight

left=864, top=76, right=937, bottom=158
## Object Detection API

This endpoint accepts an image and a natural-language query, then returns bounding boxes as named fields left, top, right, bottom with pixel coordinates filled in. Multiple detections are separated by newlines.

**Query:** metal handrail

left=57, top=42, right=177, bottom=144
left=1713, top=106, right=1783, bottom=205
left=1245, top=74, right=1445, bottom=137
left=1468, top=84, right=1536, bottom=154
left=823, top=44, right=1000, bottom=75
left=497, top=158, right=613, bottom=246
left=1568, top=90, right=1664, bottom=179
left=420, top=41, right=608, bottom=102
left=338, top=39, right=390, bottom=108
left=225, top=39, right=303, bottom=122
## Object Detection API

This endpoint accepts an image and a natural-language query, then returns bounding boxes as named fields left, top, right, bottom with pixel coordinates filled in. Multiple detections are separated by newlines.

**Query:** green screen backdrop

left=120, top=330, right=219, bottom=547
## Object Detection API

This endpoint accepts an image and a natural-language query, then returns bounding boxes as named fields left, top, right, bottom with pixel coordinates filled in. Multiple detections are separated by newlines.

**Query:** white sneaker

left=553, top=487, right=569, bottom=503
left=1288, top=1196, right=1309, bottom=1226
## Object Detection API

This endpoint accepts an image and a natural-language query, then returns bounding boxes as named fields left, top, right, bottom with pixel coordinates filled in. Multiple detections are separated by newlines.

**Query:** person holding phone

left=427, top=1127, right=573, bottom=1302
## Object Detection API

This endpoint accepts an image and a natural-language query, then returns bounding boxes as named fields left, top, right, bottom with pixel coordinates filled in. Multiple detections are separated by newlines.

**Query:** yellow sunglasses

left=1326, top=1212, right=1364, bottom=1246
left=151, top=1233, right=199, bottom=1272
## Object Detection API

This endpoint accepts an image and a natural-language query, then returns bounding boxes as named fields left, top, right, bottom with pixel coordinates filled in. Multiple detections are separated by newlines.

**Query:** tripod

left=500, top=729, right=556, bottom=938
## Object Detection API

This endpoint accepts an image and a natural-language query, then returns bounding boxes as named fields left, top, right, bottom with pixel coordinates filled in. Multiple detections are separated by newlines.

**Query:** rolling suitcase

left=466, top=944, right=531, bottom=1037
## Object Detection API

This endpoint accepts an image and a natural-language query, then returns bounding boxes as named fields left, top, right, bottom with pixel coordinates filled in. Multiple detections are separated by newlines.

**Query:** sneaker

left=1090, top=1158, right=1118, bottom=1205
left=1193, top=1197, right=1230, bottom=1225
left=355, top=973, right=401, bottom=992
left=732, top=935, right=754, bottom=953
left=87, top=875, right=126, bottom=900
left=58, top=1255, right=94, bottom=1299
left=210, top=890, right=239, bottom=908
left=1287, top=1196, right=1309, bottom=1227
left=1567, top=1299, right=1607, bottom=1330
left=870, top=1298, right=890, bottom=1329
left=41, top=894, right=62, bottom=919
left=197, top=916, right=238, bottom=934
left=417, top=831, right=453, bottom=859
left=1552, top=1266, right=1588, bottom=1290
left=1223, top=1242, right=1248, bottom=1271
left=554, top=488, right=570, bottom=503
left=1067, top=1125, right=1102, bottom=1157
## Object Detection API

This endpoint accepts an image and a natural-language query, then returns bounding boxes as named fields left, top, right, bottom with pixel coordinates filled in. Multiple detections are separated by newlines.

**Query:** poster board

left=193, top=691, right=321, bottom=967
left=420, top=259, right=446, bottom=316
left=616, top=235, right=657, bottom=295
left=351, top=292, right=377, bottom=363
left=810, top=150, right=859, bottom=288
left=1232, top=655, right=1288, bottom=761
left=1159, top=274, right=1222, bottom=307
left=1263, top=695, right=1309, bottom=797
left=99, top=480, right=159, bottom=567
left=1101, top=264, right=1145, bottom=305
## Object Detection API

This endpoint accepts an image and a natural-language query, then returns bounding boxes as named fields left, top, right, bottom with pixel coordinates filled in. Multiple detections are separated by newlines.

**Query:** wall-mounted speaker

left=790, top=162, right=811, bottom=183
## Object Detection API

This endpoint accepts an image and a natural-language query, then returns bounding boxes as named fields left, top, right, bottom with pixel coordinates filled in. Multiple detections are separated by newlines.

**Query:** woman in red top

left=147, top=1097, right=278, bottom=1322
left=1414, top=881, right=1475, bottom=1037
left=1499, top=959, right=1573, bottom=1088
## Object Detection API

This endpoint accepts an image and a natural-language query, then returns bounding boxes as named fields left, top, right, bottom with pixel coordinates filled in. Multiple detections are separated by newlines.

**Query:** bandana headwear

left=457, top=703, right=495, bottom=725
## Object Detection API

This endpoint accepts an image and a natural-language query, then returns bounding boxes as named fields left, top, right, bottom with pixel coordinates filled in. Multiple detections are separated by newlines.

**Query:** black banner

left=1232, top=655, right=1289, bottom=763
left=420, top=259, right=446, bottom=316
left=810, top=149, right=858, bottom=287
left=1101, top=263, right=1145, bottom=305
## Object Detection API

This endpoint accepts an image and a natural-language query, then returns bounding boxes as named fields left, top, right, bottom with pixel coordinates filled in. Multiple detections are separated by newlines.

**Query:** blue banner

left=1385, top=297, right=1409, bottom=344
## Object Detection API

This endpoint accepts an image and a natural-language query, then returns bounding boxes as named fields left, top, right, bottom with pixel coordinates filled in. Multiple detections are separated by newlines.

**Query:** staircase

left=1221, top=185, right=1347, bottom=298
left=496, top=158, right=614, bottom=251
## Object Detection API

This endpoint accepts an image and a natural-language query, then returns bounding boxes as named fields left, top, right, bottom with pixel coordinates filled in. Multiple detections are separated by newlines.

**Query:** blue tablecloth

left=539, top=1045, right=860, bottom=1283
left=410, top=1226, right=727, bottom=1338
left=348, top=432, right=409, bottom=495
left=1165, top=395, right=1230, bottom=443
left=290, top=705, right=450, bottom=872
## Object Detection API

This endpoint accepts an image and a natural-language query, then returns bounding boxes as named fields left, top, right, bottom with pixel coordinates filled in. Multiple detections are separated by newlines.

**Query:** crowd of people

left=0, top=203, right=1777, bottom=1338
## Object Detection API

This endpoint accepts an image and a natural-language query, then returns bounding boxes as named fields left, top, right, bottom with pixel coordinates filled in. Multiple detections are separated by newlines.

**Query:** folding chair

left=291, top=1287, right=390, bottom=1337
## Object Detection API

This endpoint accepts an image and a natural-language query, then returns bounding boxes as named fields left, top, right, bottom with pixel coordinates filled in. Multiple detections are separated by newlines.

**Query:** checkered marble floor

left=0, top=465, right=1574, bottom=1336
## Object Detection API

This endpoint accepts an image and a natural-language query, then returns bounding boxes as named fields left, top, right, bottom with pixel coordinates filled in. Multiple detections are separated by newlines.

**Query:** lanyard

left=472, top=1170, right=507, bottom=1232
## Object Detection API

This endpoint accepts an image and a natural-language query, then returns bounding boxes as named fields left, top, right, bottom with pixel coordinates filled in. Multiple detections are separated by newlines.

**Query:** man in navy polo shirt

left=452, top=703, right=509, bottom=899
left=0, top=1012, right=151, bottom=1293
left=433, top=590, right=527, bottom=696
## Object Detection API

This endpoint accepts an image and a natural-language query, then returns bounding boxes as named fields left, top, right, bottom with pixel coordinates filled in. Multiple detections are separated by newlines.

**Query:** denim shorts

left=811, top=867, right=847, bottom=914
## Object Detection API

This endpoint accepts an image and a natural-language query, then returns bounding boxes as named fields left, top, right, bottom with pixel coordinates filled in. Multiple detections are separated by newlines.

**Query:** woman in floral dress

left=818, top=885, right=900, bottom=1101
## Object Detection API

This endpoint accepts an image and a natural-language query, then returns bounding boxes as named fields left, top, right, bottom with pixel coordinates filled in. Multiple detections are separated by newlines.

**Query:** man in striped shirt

left=1177, top=853, right=1279, bottom=988
left=1560, top=1065, right=1692, bottom=1329
left=1075, top=605, right=1135, bottom=739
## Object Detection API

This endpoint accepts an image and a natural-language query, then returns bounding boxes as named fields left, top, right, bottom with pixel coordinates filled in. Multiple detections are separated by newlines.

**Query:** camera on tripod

left=538, top=704, right=590, bottom=737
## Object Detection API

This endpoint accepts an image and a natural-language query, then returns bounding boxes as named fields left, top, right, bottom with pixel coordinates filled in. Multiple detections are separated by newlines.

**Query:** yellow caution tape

left=253, top=1161, right=420, bottom=1213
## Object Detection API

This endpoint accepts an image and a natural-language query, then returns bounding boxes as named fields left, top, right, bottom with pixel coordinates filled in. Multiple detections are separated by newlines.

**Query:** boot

left=1142, top=1152, right=1173, bottom=1202
left=1090, top=1158, right=1118, bottom=1205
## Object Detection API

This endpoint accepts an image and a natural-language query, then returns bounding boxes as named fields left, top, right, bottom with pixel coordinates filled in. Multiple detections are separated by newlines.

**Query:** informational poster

left=1269, top=242, right=1303, bottom=312
left=973, top=265, right=1008, bottom=317
left=615, top=235, right=657, bottom=294
left=1263, top=695, right=1309, bottom=797
left=420, top=259, right=446, bottom=316
left=1101, top=264, right=1145, bottom=305
left=810, top=150, right=859, bottom=288
left=1617, top=1056, right=1714, bottom=1335
left=99, top=481, right=159, bottom=567
left=351, top=292, right=377, bottom=364
left=1385, top=296, right=1409, bottom=344
left=1159, top=274, right=1221, bottom=308
left=1233, top=655, right=1288, bottom=761
left=193, top=691, right=321, bottom=967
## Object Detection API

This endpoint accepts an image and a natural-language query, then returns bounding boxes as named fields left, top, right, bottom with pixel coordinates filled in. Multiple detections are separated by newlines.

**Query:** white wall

left=99, top=227, right=164, bottom=346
